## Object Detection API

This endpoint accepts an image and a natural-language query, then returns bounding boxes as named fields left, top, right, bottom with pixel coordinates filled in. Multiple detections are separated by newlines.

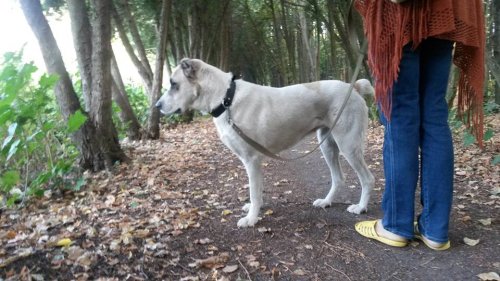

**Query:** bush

left=0, top=52, right=84, bottom=207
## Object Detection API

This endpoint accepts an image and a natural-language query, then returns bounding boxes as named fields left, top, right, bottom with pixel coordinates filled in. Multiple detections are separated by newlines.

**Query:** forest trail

left=1, top=118, right=499, bottom=280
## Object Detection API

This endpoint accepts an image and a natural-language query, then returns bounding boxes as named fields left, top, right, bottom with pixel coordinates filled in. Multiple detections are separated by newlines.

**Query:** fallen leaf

left=56, top=238, right=73, bottom=247
left=293, top=269, right=306, bottom=276
left=478, top=218, right=492, bottom=226
left=460, top=215, right=472, bottom=222
left=464, top=237, right=480, bottom=246
left=264, top=209, right=273, bottom=216
left=248, top=260, right=260, bottom=267
left=477, top=272, right=500, bottom=281
left=189, top=252, right=230, bottom=269
left=195, top=238, right=212, bottom=245
left=180, top=277, right=200, bottom=281
left=222, top=264, right=239, bottom=273
left=5, top=230, right=16, bottom=240
left=257, top=227, right=271, bottom=233
left=272, top=267, right=281, bottom=280
left=221, top=210, right=233, bottom=216
left=134, top=229, right=150, bottom=238
left=490, top=187, right=500, bottom=196
left=109, top=239, right=121, bottom=251
left=104, top=195, right=115, bottom=207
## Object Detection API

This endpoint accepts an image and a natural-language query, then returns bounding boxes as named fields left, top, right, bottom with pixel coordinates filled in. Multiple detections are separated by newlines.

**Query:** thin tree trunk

left=67, top=0, right=92, bottom=111
left=111, top=50, right=142, bottom=140
left=447, top=64, right=459, bottom=109
left=269, top=0, right=287, bottom=86
left=117, top=0, right=154, bottom=80
left=112, top=3, right=153, bottom=94
left=90, top=0, right=127, bottom=168
left=491, top=0, right=500, bottom=104
left=280, top=0, right=297, bottom=83
left=146, top=0, right=172, bottom=139
left=298, top=7, right=316, bottom=82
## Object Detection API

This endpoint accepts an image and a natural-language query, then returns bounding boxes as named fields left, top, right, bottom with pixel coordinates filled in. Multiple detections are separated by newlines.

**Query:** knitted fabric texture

left=355, top=0, right=485, bottom=145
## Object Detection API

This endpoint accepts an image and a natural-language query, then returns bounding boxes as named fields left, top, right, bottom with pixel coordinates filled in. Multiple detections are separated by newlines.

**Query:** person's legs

left=379, top=43, right=421, bottom=240
left=417, top=38, right=454, bottom=244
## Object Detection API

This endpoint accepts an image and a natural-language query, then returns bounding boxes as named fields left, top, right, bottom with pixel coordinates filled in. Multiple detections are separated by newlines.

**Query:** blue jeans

left=380, top=38, right=454, bottom=243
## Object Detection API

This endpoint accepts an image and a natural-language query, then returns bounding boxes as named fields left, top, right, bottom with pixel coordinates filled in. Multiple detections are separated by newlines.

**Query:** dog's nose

left=155, top=101, right=162, bottom=109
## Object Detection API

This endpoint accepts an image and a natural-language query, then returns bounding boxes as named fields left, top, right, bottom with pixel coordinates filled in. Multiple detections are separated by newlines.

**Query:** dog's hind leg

left=340, top=142, right=375, bottom=214
left=313, top=128, right=346, bottom=208
left=237, top=156, right=264, bottom=227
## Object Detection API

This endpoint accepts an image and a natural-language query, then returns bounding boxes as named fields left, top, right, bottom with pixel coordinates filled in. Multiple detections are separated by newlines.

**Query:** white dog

left=156, top=58, right=375, bottom=227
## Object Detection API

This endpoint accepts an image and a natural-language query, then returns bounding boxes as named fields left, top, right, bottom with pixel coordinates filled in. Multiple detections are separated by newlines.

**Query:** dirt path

left=1, top=119, right=498, bottom=280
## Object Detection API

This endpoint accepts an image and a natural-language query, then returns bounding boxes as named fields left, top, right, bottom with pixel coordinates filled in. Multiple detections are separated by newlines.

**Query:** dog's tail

left=354, top=79, right=374, bottom=97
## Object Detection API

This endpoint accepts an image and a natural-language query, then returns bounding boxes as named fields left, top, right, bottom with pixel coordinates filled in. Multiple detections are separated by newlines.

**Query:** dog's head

left=155, top=58, right=204, bottom=115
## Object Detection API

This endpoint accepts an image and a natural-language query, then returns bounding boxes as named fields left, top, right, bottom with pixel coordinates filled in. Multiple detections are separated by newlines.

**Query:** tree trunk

left=280, top=0, right=297, bottom=83
left=269, top=0, right=287, bottom=86
left=146, top=0, right=172, bottom=139
left=111, top=50, right=142, bottom=140
left=89, top=0, right=127, bottom=169
left=67, top=0, right=93, bottom=111
left=298, top=6, right=316, bottom=82
left=327, top=0, right=357, bottom=78
left=491, top=0, right=500, bottom=104
left=19, top=0, right=112, bottom=171
left=116, top=0, right=154, bottom=80
left=218, top=1, right=231, bottom=71
left=112, top=3, right=153, bottom=94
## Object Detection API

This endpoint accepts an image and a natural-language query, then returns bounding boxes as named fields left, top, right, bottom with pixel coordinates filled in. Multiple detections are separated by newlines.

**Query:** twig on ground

left=238, top=258, right=253, bottom=281
left=324, top=263, right=352, bottom=281
left=324, top=241, right=366, bottom=260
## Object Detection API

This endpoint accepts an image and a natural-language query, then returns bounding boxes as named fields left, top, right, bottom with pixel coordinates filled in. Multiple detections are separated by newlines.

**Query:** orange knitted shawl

left=355, top=0, right=485, bottom=146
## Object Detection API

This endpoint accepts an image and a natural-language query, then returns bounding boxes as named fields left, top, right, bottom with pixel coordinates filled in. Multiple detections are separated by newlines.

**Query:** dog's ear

left=180, top=58, right=200, bottom=80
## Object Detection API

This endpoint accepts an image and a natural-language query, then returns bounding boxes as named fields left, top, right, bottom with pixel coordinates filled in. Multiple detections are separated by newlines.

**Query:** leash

left=226, top=40, right=367, bottom=161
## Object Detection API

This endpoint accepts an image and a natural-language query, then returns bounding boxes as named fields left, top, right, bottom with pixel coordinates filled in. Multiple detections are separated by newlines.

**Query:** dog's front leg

left=237, top=158, right=263, bottom=227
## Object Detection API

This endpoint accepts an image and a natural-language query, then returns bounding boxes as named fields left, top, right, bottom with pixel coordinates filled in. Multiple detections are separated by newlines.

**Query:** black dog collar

left=210, top=76, right=236, bottom=118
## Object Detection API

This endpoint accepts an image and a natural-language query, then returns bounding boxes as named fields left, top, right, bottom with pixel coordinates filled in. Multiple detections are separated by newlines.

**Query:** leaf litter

left=0, top=118, right=498, bottom=280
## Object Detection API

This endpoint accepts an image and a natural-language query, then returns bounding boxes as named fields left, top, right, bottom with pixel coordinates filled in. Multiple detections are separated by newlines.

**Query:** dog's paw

left=237, top=216, right=258, bottom=228
left=313, top=198, right=332, bottom=208
left=242, top=203, right=251, bottom=212
left=347, top=204, right=367, bottom=214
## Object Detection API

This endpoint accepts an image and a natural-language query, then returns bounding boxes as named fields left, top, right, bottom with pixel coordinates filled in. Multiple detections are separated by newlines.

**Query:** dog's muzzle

left=155, top=100, right=162, bottom=109
left=155, top=101, right=181, bottom=115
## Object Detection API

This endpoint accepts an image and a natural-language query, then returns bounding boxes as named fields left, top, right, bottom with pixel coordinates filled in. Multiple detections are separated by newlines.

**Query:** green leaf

left=67, top=110, right=87, bottom=133
left=483, top=128, right=494, bottom=142
left=7, top=139, right=21, bottom=161
left=463, top=131, right=476, bottom=147
left=1, top=170, right=20, bottom=190
left=39, top=73, right=58, bottom=89
left=6, top=193, right=20, bottom=207
left=28, top=187, right=45, bottom=197
left=493, top=155, right=500, bottom=166
left=2, top=122, right=17, bottom=150
left=71, top=177, right=86, bottom=191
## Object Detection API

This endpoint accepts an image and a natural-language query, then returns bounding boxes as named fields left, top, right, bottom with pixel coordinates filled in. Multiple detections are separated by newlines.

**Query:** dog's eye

left=170, top=79, right=179, bottom=91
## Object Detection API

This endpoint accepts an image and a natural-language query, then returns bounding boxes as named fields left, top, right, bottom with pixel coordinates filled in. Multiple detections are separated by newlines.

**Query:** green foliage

left=0, top=51, right=84, bottom=208
left=112, top=84, right=149, bottom=138
left=483, top=101, right=499, bottom=115
left=125, top=84, right=150, bottom=124
left=67, top=110, right=88, bottom=133
left=493, top=155, right=500, bottom=165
